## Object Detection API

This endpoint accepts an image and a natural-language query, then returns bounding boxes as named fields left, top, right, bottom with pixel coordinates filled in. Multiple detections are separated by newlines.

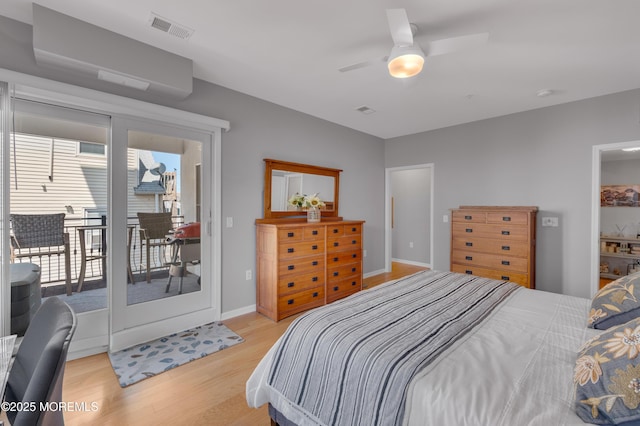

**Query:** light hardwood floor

left=62, top=262, right=428, bottom=426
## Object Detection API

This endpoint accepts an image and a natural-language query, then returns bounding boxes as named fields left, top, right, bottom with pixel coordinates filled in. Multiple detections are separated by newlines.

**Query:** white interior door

left=110, top=116, right=218, bottom=351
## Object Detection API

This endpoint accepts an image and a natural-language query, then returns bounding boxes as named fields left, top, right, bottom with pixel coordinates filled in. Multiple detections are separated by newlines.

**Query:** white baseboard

left=392, top=258, right=431, bottom=268
left=221, top=304, right=256, bottom=321
left=364, top=269, right=385, bottom=278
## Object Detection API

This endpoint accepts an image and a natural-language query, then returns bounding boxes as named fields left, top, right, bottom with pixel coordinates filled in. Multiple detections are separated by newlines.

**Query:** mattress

left=246, top=273, right=599, bottom=425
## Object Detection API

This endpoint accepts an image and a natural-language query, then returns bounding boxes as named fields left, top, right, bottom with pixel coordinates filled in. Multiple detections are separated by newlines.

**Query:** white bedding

left=247, top=286, right=600, bottom=426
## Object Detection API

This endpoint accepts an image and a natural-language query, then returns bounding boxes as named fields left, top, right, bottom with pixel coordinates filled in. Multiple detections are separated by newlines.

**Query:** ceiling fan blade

left=425, top=32, right=489, bottom=57
left=338, top=56, right=388, bottom=73
left=386, top=8, right=414, bottom=46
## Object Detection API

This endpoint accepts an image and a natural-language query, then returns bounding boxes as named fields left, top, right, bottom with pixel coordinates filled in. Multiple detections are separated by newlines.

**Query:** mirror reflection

left=271, top=170, right=335, bottom=211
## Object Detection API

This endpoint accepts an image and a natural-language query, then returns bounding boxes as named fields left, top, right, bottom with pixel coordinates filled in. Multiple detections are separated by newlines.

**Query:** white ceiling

left=1, top=0, right=640, bottom=139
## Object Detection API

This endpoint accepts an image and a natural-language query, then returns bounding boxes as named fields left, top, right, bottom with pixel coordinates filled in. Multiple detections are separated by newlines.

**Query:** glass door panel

left=111, top=117, right=213, bottom=350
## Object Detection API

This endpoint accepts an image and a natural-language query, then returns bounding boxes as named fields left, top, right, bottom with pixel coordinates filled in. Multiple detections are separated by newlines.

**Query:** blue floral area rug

left=108, top=322, right=244, bottom=387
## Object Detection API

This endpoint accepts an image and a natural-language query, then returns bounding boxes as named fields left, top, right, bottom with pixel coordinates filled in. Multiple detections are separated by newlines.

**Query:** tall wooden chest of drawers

left=256, top=219, right=364, bottom=321
left=450, top=206, right=537, bottom=289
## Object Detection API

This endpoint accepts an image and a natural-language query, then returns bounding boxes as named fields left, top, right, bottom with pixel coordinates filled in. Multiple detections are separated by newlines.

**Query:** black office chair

left=4, top=297, right=77, bottom=426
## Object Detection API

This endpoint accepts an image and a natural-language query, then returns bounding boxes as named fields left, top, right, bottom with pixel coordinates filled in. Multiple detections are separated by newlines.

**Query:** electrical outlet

left=541, top=217, right=559, bottom=227
left=245, top=269, right=252, bottom=280
left=226, top=217, right=233, bottom=228
left=443, top=215, right=449, bottom=223
left=409, top=242, right=414, bottom=248
left=363, top=250, right=367, bottom=257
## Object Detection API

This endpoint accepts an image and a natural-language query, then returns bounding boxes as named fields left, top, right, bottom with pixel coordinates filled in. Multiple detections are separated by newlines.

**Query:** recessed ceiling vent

left=149, top=13, right=194, bottom=40
left=356, top=106, right=376, bottom=115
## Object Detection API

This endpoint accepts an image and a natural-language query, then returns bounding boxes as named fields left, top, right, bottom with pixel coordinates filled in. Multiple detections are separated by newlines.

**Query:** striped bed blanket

left=267, top=270, right=519, bottom=426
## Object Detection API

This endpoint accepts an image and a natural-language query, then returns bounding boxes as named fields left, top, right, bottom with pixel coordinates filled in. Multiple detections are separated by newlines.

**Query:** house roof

left=1, top=1, right=640, bottom=139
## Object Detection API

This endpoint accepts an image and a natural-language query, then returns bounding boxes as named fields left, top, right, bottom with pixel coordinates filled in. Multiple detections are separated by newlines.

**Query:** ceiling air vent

left=149, top=13, right=194, bottom=40
left=356, top=106, right=376, bottom=115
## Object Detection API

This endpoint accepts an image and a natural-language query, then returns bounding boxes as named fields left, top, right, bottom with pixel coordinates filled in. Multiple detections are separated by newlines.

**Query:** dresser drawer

left=327, top=225, right=345, bottom=236
left=278, top=270, right=325, bottom=294
left=328, top=262, right=361, bottom=281
left=486, top=211, right=529, bottom=225
left=278, top=240, right=325, bottom=259
left=277, top=286, right=325, bottom=317
left=452, top=210, right=487, bottom=223
left=451, top=223, right=528, bottom=241
left=345, top=223, right=362, bottom=235
left=328, top=235, right=362, bottom=251
left=452, top=251, right=528, bottom=272
left=278, top=254, right=324, bottom=276
left=304, top=226, right=325, bottom=239
left=328, top=249, right=361, bottom=265
left=451, top=264, right=530, bottom=288
left=326, top=277, right=362, bottom=303
left=451, top=237, right=529, bottom=258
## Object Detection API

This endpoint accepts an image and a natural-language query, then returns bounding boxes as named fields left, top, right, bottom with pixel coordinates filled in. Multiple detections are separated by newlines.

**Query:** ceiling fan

left=339, top=9, right=489, bottom=79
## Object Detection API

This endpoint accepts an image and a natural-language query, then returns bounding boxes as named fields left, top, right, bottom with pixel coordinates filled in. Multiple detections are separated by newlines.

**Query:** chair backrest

left=137, top=212, right=174, bottom=239
left=11, top=213, right=66, bottom=249
left=5, top=297, right=77, bottom=426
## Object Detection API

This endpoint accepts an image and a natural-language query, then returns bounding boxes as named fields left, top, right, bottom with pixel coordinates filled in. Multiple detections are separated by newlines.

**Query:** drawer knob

left=465, top=242, right=473, bottom=247
left=502, top=260, right=510, bottom=266
left=287, top=232, right=294, bottom=237
left=351, top=240, right=357, bottom=245
left=288, top=265, right=295, bottom=270
left=464, top=215, right=472, bottom=220
left=352, top=227, right=357, bottom=232
left=352, top=253, right=357, bottom=258
left=465, top=270, right=473, bottom=274
left=312, top=276, right=318, bottom=282
left=502, top=276, right=510, bottom=280
left=287, top=282, right=294, bottom=288
left=312, top=230, right=318, bottom=235
left=333, top=257, right=339, bottom=262
left=334, top=242, right=339, bottom=247
left=502, top=216, right=511, bottom=222
left=287, top=299, right=294, bottom=305
left=465, top=228, right=473, bottom=233
left=501, top=230, right=510, bottom=235
left=312, top=245, right=318, bottom=250
left=287, top=248, right=294, bottom=253
left=333, top=286, right=339, bottom=291
left=351, top=267, right=356, bottom=272
left=312, top=292, right=319, bottom=297
left=333, top=271, right=339, bottom=276
left=465, top=256, right=473, bottom=260
left=312, top=261, right=318, bottom=266
left=333, top=229, right=339, bottom=233
left=351, top=281, right=356, bottom=286
left=502, top=246, right=510, bottom=251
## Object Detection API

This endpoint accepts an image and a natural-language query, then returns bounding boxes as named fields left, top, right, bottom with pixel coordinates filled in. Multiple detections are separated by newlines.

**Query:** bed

left=246, top=270, right=616, bottom=426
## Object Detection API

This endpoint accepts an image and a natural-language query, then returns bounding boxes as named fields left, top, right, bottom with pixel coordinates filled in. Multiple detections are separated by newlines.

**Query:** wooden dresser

left=256, top=219, right=365, bottom=321
left=450, top=206, right=537, bottom=289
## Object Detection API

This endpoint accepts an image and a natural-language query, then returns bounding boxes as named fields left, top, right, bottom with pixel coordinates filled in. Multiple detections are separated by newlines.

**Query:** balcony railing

left=11, top=214, right=186, bottom=290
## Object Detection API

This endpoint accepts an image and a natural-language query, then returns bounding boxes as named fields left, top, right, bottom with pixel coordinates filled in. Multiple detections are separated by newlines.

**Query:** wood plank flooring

left=61, top=262, right=428, bottom=426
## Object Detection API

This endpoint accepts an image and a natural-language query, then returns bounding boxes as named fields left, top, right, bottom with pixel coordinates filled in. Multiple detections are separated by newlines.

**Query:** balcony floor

left=42, top=272, right=201, bottom=314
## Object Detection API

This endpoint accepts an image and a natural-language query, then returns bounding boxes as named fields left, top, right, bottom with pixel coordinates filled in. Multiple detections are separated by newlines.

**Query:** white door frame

left=590, top=140, right=640, bottom=297
left=0, top=68, right=228, bottom=358
left=384, top=163, right=434, bottom=272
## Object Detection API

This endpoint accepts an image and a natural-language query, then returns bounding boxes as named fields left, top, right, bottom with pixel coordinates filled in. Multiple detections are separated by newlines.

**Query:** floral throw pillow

left=588, top=273, right=640, bottom=330
left=574, top=317, right=640, bottom=424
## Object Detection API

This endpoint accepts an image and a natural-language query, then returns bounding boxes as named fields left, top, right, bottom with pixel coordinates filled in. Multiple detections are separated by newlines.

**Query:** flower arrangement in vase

left=288, top=193, right=325, bottom=222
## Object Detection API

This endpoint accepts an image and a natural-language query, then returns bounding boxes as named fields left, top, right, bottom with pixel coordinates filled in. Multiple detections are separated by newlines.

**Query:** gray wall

left=386, top=90, right=640, bottom=298
left=391, top=168, right=430, bottom=264
left=0, top=15, right=385, bottom=314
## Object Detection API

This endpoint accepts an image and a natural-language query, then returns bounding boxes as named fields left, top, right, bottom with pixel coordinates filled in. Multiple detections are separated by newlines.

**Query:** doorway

left=384, top=164, right=434, bottom=272
left=591, top=140, right=640, bottom=296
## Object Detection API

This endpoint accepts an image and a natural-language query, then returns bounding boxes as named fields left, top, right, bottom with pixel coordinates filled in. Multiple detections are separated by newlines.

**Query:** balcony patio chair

left=4, top=296, right=77, bottom=426
left=137, top=212, right=174, bottom=283
left=10, top=213, right=72, bottom=296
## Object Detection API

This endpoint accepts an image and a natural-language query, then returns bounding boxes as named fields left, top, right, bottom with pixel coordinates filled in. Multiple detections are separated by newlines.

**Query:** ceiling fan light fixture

left=387, top=45, right=425, bottom=78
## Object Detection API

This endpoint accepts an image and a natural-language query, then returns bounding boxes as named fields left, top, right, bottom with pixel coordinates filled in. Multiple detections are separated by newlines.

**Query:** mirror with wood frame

left=263, top=158, right=341, bottom=219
